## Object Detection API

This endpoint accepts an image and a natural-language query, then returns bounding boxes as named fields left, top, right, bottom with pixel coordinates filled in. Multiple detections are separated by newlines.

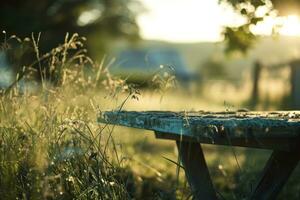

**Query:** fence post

left=290, top=60, right=300, bottom=109
left=251, top=61, right=262, bottom=108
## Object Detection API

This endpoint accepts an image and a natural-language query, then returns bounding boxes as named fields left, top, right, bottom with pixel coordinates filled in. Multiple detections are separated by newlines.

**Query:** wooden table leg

left=250, top=150, right=300, bottom=200
left=176, top=141, right=218, bottom=200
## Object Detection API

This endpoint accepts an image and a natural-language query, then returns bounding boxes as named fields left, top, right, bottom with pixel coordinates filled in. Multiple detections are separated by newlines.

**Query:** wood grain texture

left=176, top=141, right=218, bottom=200
left=98, top=111, right=300, bottom=199
left=99, top=111, right=300, bottom=150
left=250, top=150, right=300, bottom=200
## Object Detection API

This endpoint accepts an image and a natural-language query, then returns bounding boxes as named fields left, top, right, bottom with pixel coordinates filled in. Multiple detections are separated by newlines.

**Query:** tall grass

left=0, top=32, right=137, bottom=199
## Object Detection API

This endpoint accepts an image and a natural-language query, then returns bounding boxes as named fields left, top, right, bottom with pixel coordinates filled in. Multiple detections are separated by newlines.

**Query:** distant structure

left=260, top=59, right=300, bottom=109
left=110, top=48, right=197, bottom=84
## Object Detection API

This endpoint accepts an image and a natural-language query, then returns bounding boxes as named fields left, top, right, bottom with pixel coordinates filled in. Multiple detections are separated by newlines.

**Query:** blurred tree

left=0, top=0, right=142, bottom=52
left=220, top=0, right=300, bottom=53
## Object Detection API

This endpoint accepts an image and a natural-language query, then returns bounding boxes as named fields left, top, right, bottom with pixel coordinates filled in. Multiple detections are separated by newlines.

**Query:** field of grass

left=1, top=33, right=300, bottom=200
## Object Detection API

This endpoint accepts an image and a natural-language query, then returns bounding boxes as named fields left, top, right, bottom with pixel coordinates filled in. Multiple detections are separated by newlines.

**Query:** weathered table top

left=98, top=111, right=300, bottom=199
left=98, top=111, right=300, bottom=151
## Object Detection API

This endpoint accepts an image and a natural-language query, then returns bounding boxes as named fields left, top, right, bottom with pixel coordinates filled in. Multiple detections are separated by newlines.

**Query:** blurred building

left=110, top=48, right=197, bottom=85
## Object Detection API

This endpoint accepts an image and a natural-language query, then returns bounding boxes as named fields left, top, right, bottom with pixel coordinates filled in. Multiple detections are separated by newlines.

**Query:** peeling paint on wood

left=98, top=111, right=300, bottom=151
left=98, top=111, right=300, bottom=199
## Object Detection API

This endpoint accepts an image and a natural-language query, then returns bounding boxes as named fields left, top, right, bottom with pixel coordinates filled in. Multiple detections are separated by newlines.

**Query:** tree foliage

left=221, top=0, right=300, bottom=52
left=0, top=0, right=142, bottom=51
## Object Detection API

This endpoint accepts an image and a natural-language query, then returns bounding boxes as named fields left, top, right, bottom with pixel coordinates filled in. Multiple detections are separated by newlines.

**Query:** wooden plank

left=99, top=111, right=300, bottom=138
left=155, top=131, right=295, bottom=151
left=176, top=141, right=218, bottom=200
left=99, top=111, right=300, bottom=150
left=250, top=150, right=300, bottom=199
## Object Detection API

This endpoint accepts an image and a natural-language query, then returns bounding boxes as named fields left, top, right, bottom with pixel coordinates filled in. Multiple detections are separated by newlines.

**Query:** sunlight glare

left=138, top=0, right=300, bottom=42
left=137, top=0, right=244, bottom=43
left=280, top=15, right=300, bottom=36
left=253, top=14, right=300, bottom=36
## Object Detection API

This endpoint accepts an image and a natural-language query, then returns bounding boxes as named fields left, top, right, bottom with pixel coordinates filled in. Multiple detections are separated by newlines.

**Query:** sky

left=137, top=0, right=300, bottom=43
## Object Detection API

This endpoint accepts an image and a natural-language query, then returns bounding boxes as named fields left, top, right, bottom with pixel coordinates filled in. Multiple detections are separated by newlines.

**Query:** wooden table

left=98, top=111, right=300, bottom=200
